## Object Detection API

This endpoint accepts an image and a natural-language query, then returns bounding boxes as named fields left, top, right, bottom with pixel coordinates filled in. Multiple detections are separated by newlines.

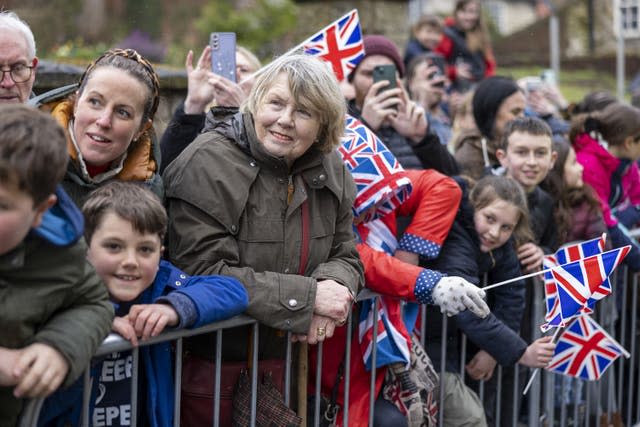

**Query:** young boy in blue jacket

left=41, top=181, right=248, bottom=427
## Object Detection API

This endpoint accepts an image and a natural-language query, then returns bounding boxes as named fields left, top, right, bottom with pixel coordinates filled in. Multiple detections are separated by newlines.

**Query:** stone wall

left=33, top=60, right=187, bottom=137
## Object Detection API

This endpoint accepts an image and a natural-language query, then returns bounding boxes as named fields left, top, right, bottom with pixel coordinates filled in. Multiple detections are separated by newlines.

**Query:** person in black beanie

left=453, top=75, right=526, bottom=179
left=348, top=34, right=459, bottom=175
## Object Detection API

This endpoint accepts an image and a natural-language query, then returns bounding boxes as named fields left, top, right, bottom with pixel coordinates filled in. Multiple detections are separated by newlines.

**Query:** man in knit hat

left=453, top=75, right=526, bottom=179
left=348, top=34, right=458, bottom=175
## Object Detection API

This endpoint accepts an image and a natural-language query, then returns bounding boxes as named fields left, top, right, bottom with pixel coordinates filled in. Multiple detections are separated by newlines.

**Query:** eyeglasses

left=0, top=64, right=34, bottom=83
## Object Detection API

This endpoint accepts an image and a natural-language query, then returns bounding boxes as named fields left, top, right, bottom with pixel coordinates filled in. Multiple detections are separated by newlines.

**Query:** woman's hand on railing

left=314, top=279, right=353, bottom=323
left=290, top=314, right=338, bottom=345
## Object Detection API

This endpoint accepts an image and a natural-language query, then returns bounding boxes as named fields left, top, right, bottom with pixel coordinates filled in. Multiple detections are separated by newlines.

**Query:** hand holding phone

left=210, top=32, right=236, bottom=83
left=372, top=64, right=397, bottom=92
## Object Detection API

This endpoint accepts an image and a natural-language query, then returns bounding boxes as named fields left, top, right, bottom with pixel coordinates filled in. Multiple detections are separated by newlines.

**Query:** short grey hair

left=0, top=11, right=36, bottom=60
left=242, top=54, right=346, bottom=153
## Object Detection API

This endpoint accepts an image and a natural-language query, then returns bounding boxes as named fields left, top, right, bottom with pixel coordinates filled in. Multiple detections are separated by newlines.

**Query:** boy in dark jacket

left=73, top=181, right=248, bottom=427
left=0, top=105, right=114, bottom=427
left=495, top=116, right=558, bottom=271
left=493, top=116, right=559, bottom=426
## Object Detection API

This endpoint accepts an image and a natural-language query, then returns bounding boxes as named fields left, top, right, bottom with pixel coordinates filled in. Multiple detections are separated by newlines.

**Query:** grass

left=500, top=66, right=624, bottom=104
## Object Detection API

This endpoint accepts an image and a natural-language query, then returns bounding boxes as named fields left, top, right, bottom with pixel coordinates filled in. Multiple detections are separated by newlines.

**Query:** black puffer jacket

left=527, top=186, right=558, bottom=254
left=422, top=178, right=527, bottom=372
left=347, top=100, right=459, bottom=175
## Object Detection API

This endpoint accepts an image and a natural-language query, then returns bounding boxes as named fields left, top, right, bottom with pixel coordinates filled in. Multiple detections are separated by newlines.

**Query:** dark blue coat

left=422, top=179, right=527, bottom=372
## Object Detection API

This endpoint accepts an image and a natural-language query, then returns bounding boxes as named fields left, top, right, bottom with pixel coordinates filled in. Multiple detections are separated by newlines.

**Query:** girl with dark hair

left=541, top=139, right=607, bottom=245
left=571, top=102, right=640, bottom=270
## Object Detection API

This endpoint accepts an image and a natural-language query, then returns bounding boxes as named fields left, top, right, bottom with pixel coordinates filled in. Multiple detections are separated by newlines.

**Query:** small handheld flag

left=546, top=315, right=629, bottom=381
left=302, top=9, right=364, bottom=81
left=541, top=234, right=607, bottom=332
left=549, top=245, right=630, bottom=324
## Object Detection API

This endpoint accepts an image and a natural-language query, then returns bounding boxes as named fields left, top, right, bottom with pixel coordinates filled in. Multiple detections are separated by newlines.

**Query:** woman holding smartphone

left=159, top=44, right=262, bottom=172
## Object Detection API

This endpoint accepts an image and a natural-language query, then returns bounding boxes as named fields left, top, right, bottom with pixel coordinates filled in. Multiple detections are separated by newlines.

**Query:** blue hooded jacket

left=32, top=185, right=84, bottom=247
left=38, top=260, right=247, bottom=427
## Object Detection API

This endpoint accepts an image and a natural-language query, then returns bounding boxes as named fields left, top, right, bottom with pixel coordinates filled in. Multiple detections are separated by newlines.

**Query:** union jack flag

left=546, top=315, right=628, bottom=380
left=358, top=297, right=411, bottom=370
left=541, top=235, right=607, bottom=332
left=550, top=245, right=630, bottom=323
left=338, top=115, right=412, bottom=223
left=303, top=9, right=364, bottom=81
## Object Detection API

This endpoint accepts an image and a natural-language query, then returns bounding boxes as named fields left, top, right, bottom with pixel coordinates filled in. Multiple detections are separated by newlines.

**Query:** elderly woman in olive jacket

left=163, top=55, right=363, bottom=359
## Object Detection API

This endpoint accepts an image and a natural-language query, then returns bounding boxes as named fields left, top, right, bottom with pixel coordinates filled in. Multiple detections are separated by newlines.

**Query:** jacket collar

left=52, top=100, right=159, bottom=183
left=574, top=132, right=621, bottom=175
left=0, top=241, right=26, bottom=272
left=214, top=110, right=343, bottom=199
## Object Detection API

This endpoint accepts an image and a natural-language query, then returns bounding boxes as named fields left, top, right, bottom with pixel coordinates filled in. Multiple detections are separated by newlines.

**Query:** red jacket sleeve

left=484, top=48, right=496, bottom=77
left=357, top=242, right=422, bottom=300
left=434, top=36, right=456, bottom=80
left=396, top=169, right=462, bottom=259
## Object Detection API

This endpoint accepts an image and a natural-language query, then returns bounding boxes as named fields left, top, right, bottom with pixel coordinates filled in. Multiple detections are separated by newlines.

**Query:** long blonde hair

left=454, top=0, right=492, bottom=57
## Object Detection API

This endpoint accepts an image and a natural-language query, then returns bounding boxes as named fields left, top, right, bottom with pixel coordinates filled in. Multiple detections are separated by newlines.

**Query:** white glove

left=432, top=276, right=490, bottom=318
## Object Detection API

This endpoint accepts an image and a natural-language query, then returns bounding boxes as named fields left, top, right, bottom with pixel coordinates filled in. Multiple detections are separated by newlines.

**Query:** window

left=619, top=0, right=640, bottom=38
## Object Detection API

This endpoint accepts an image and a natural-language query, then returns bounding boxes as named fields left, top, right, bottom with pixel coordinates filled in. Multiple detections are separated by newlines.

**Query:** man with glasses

left=0, top=11, right=37, bottom=104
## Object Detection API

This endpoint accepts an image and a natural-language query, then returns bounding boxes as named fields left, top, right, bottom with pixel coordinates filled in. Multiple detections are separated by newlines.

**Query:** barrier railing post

left=81, top=366, right=91, bottom=427
left=628, top=273, right=638, bottom=424
left=313, top=342, right=324, bottom=427
left=368, top=297, right=379, bottom=427
left=17, top=398, right=43, bottom=427
left=285, top=332, right=292, bottom=407
left=213, top=331, right=222, bottom=427
left=617, top=267, right=628, bottom=414
left=438, top=313, right=447, bottom=426
left=174, top=337, right=182, bottom=427
left=251, top=323, right=259, bottom=427
left=343, top=312, right=352, bottom=426
left=460, top=334, right=467, bottom=381
left=585, top=381, right=592, bottom=427
left=560, top=375, right=568, bottom=425
left=495, top=365, right=502, bottom=427
left=512, top=365, right=519, bottom=427
left=572, top=379, right=580, bottom=426
left=543, top=369, right=554, bottom=425
left=130, top=347, right=139, bottom=427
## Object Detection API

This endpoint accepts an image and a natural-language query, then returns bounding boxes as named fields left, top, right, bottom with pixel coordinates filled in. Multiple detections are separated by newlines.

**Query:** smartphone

left=427, top=54, right=446, bottom=88
left=526, top=77, right=543, bottom=93
left=541, top=69, right=556, bottom=86
left=372, top=64, right=397, bottom=92
left=428, top=68, right=446, bottom=88
left=210, top=32, right=236, bottom=82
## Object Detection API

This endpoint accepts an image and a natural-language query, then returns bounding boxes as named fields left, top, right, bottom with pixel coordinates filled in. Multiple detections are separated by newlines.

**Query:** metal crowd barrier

left=19, top=265, right=640, bottom=426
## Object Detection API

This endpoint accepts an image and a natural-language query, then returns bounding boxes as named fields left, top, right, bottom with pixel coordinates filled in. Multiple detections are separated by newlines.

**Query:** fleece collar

left=51, top=100, right=158, bottom=182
